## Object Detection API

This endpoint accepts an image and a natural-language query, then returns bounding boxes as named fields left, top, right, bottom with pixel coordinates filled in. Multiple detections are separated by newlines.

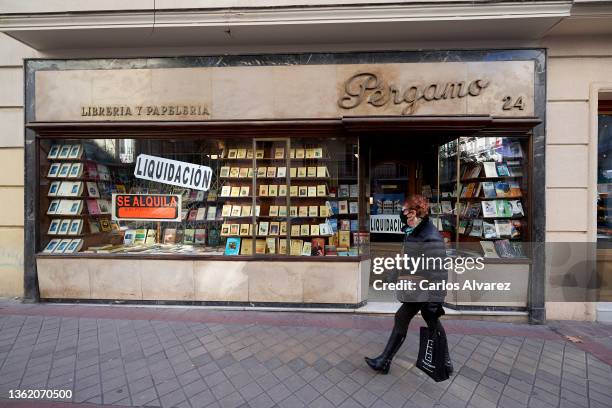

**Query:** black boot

left=364, top=329, right=406, bottom=374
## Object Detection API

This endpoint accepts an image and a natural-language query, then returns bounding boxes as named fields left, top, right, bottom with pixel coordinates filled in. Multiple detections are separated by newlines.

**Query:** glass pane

left=598, top=115, right=612, bottom=242
left=456, top=135, right=529, bottom=258
left=436, top=138, right=459, bottom=246
left=286, top=136, right=360, bottom=257
left=41, top=138, right=230, bottom=255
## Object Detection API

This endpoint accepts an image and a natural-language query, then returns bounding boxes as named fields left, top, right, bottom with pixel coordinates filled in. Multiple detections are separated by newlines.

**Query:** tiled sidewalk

left=0, top=301, right=610, bottom=408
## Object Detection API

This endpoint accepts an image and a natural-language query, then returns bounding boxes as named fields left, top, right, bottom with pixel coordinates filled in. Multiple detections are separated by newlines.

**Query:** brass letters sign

left=338, top=72, right=490, bottom=115
left=81, top=105, right=210, bottom=118
left=34, top=61, right=535, bottom=121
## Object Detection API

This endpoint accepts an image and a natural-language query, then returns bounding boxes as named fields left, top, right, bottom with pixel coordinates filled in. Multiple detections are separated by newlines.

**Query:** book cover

left=496, top=200, right=513, bottom=217
left=289, top=167, right=297, bottom=178
left=97, top=199, right=111, bottom=214
left=509, top=200, right=524, bottom=216
left=311, top=238, right=325, bottom=256
left=274, top=148, right=285, bottom=159
left=123, top=229, right=136, bottom=245
left=229, top=167, right=240, bottom=178
left=494, top=220, right=513, bottom=237
left=278, top=185, right=287, bottom=196
left=269, top=222, right=280, bottom=236
left=510, top=220, right=522, bottom=238
left=349, top=184, right=359, bottom=198
left=220, top=224, right=230, bottom=236
left=134, top=229, right=147, bottom=244
left=69, top=219, right=83, bottom=235
left=266, top=167, right=276, bottom=178
left=259, top=185, right=269, bottom=196
left=239, top=223, right=250, bottom=236
left=225, top=237, right=241, bottom=255
left=196, top=207, right=207, bottom=221
left=494, top=239, right=515, bottom=258
left=308, top=205, right=318, bottom=217
left=306, top=186, right=316, bottom=197
left=482, top=221, right=497, bottom=239
left=43, top=239, right=61, bottom=253
left=255, top=239, right=267, bottom=254
left=227, top=149, right=238, bottom=159
left=64, top=238, right=83, bottom=254
left=231, top=206, right=242, bottom=217
left=277, top=167, right=286, bottom=178
left=469, top=219, right=483, bottom=237
left=338, top=231, right=351, bottom=247
left=290, top=186, right=298, bottom=197
left=236, top=149, right=247, bottom=159
left=338, top=200, right=348, bottom=214
left=86, top=199, right=101, bottom=215
left=269, top=185, right=278, bottom=196
left=299, top=224, right=309, bottom=236
left=298, top=186, right=308, bottom=197
left=258, top=222, right=269, bottom=236
left=441, top=201, right=453, bottom=214
left=316, top=166, right=328, bottom=178
left=482, top=182, right=496, bottom=198
left=481, top=201, right=497, bottom=218
left=188, top=209, right=198, bottom=222
left=496, top=163, right=511, bottom=177
left=291, top=224, right=301, bottom=236
left=220, top=186, right=231, bottom=197
left=297, top=167, right=307, bottom=178
left=310, top=224, right=320, bottom=235
left=48, top=144, right=61, bottom=159
left=290, top=239, right=303, bottom=256
left=145, top=229, right=156, bottom=244
left=230, top=186, right=241, bottom=197
left=480, top=241, right=499, bottom=258
left=58, top=163, right=72, bottom=178
left=295, top=149, right=305, bottom=159
left=86, top=182, right=100, bottom=198
left=269, top=206, right=279, bottom=216
left=495, top=182, right=511, bottom=198
left=57, top=145, right=71, bottom=159
left=240, top=238, right=253, bottom=255
left=278, top=206, right=287, bottom=217
left=54, top=239, right=73, bottom=254
left=85, top=161, right=98, bottom=179
left=338, top=185, right=349, bottom=198
left=183, top=229, right=195, bottom=244
left=163, top=228, right=177, bottom=244
left=301, top=241, right=312, bottom=256
left=241, top=205, right=252, bottom=217
left=349, top=202, right=359, bottom=214
left=69, top=163, right=83, bottom=178
left=508, top=181, right=522, bottom=197
left=307, top=167, right=317, bottom=178
left=266, top=237, right=277, bottom=254
left=221, top=205, right=232, bottom=217
left=483, top=162, right=498, bottom=178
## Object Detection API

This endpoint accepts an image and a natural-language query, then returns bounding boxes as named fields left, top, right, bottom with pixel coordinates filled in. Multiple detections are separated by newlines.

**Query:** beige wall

left=0, top=33, right=36, bottom=298
left=543, top=35, right=612, bottom=320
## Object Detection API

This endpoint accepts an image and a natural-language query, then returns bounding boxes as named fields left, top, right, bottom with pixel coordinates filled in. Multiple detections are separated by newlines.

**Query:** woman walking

left=365, top=194, right=448, bottom=374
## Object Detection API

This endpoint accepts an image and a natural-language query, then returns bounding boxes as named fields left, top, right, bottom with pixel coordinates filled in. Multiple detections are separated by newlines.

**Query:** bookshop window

left=598, top=115, right=612, bottom=242
left=435, top=136, right=529, bottom=259
left=39, top=136, right=361, bottom=257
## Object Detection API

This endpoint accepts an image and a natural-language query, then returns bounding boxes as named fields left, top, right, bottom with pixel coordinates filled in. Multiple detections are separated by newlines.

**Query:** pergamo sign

left=370, top=214, right=404, bottom=234
left=134, top=154, right=212, bottom=191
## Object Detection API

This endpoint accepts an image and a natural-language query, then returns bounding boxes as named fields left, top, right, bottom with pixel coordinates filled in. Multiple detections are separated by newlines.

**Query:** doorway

left=366, top=133, right=450, bottom=302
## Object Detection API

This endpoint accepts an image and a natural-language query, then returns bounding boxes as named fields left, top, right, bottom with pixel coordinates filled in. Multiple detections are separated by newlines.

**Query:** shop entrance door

left=367, top=136, right=441, bottom=303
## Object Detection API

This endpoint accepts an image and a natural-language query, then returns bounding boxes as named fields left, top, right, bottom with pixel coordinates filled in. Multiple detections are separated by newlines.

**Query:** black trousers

left=393, top=302, right=444, bottom=335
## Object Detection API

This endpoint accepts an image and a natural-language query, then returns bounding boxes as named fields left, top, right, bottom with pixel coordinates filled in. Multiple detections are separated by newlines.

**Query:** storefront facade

left=21, top=50, right=546, bottom=320
left=1, top=1, right=611, bottom=322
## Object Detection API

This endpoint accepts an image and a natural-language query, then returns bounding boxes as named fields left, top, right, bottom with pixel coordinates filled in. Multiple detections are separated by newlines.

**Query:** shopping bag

left=416, top=323, right=453, bottom=382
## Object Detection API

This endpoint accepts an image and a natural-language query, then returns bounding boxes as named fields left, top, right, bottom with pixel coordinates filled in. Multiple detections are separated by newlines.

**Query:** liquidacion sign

left=134, top=154, right=212, bottom=191
left=370, top=214, right=403, bottom=234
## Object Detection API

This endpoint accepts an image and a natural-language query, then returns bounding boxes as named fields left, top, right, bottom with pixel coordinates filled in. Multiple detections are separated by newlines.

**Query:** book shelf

left=432, top=136, right=529, bottom=259
left=42, top=142, right=123, bottom=254
left=216, top=140, right=361, bottom=256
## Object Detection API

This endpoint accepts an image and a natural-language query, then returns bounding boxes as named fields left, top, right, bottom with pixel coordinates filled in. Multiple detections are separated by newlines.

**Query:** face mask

left=400, top=211, right=408, bottom=226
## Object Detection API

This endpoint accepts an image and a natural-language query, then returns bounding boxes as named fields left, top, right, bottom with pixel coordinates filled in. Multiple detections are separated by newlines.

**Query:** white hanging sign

left=134, top=154, right=213, bottom=191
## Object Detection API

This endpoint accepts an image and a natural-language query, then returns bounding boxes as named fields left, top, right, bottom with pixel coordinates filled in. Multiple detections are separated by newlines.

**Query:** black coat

left=396, top=217, right=448, bottom=303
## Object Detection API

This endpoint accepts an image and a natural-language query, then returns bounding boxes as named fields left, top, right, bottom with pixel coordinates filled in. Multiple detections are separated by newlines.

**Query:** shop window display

left=39, top=136, right=361, bottom=257
left=434, top=136, right=529, bottom=258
